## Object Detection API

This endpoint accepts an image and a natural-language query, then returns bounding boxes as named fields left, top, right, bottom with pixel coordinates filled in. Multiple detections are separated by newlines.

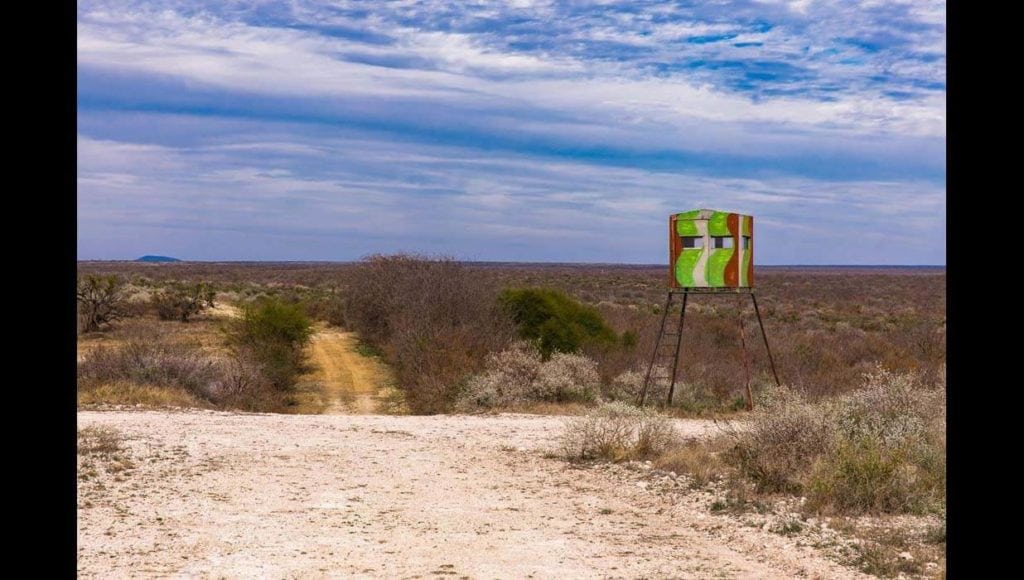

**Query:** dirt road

left=304, top=328, right=393, bottom=414
left=77, top=410, right=867, bottom=579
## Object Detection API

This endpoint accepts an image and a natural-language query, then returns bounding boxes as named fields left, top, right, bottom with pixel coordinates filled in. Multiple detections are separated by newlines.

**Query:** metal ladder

left=638, top=292, right=688, bottom=406
left=637, top=289, right=782, bottom=408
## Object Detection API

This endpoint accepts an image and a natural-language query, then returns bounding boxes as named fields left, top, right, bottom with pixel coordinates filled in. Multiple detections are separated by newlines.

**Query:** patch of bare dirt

left=78, top=410, right=868, bottom=579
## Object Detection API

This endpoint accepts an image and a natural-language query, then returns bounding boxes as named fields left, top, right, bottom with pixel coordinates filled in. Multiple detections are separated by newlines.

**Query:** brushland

left=77, top=258, right=944, bottom=577
left=79, top=259, right=945, bottom=413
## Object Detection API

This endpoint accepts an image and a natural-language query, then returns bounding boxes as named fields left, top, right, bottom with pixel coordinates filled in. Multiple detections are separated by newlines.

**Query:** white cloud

left=77, top=2, right=946, bottom=138
left=78, top=127, right=945, bottom=262
left=76, top=1, right=946, bottom=263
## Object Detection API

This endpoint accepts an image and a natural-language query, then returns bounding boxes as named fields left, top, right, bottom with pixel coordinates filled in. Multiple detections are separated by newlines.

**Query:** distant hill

left=136, top=255, right=182, bottom=263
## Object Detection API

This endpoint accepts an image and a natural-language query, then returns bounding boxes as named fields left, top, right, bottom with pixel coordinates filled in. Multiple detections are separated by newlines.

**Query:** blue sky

left=77, top=0, right=945, bottom=264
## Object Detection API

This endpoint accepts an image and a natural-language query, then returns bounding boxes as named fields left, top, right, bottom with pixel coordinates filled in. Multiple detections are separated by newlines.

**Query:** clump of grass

left=851, top=527, right=929, bottom=578
left=771, top=518, right=804, bottom=536
left=560, top=402, right=679, bottom=462
left=354, top=341, right=384, bottom=359
left=78, top=426, right=126, bottom=456
left=924, top=523, right=946, bottom=545
left=78, top=426, right=135, bottom=481
left=653, top=437, right=731, bottom=487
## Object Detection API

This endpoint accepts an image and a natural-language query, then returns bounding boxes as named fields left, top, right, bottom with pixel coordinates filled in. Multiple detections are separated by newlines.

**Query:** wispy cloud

left=77, top=1, right=945, bottom=264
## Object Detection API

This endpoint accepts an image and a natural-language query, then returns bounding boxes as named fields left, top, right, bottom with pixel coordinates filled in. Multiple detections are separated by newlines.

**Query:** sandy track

left=305, top=328, right=391, bottom=414
left=78, top=410, right=866, bottom=579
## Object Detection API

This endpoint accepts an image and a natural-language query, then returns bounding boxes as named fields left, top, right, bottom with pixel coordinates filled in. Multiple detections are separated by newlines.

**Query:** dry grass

left=561, top=402, right=680, bottom=462
left=77, top=317, right=284, bottom=412
left=835, top=519, right=946, bottom=578
left=77, top=380, right=204, bottom=408
left=78, top=425, right=126, bottom=456
left=78, top=426, right=135, bottom=482
left=653, top=436, right=732, bottom=487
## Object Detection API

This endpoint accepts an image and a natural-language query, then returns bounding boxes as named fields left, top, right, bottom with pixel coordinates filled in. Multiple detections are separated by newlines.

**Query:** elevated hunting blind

left=670, top=209, right=753, bottom=288
left=641, top=209, right=779, bottom=410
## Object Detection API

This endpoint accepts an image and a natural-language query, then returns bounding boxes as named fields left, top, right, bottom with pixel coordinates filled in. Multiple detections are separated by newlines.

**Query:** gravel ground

left=77, top=409, right=869, bottom=579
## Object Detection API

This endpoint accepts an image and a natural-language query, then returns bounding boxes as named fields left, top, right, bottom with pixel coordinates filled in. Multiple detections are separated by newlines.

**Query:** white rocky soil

left=78, top=409, right=870, bottom=579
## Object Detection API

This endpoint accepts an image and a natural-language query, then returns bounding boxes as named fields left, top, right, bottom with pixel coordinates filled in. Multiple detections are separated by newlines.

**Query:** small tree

left=152, top=283, right=216, bottom=322
left=77, top=275, right=130, bottom=332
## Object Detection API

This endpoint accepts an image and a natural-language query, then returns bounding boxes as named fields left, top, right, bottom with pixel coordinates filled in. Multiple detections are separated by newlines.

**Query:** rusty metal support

left=737, top=297, right=754, bottom=411
left=639, top=292, right=674, bottom=406
left=640, top=289, right=781, bottom=410
left=665, top=292, right=688, bottom=406
left=751, top=292, right=781, bottom=387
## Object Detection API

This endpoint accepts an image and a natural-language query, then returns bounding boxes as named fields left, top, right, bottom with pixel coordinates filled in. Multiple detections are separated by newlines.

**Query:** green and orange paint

left=641, top=209, right=779, bottom=409
left=670, top=209, right=753, bottom=289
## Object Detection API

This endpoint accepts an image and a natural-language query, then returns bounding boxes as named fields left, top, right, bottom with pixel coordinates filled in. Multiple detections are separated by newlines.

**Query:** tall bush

left=343, top=254, right=515, bottom=414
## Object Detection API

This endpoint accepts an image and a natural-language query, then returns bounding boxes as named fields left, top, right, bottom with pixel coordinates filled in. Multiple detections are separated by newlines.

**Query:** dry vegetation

left=340, top=254, right=515, bottom=413
left=78, top=425, right=134, bottom=484
left=80, top=260, right=944, bottom=415
left=77, top=290, right=312, bottom=412
left=77, top=258, right=945, bottom=578
left=559, top=365, right=946, bottom=578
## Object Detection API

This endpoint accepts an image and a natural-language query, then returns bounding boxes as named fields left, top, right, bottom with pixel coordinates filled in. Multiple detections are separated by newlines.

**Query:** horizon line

left=77, top=259, right=946, bottom=268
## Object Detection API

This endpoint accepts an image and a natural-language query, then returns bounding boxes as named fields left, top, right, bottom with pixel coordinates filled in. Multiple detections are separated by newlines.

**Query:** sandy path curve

left=78, top=410, right=868, bottom=579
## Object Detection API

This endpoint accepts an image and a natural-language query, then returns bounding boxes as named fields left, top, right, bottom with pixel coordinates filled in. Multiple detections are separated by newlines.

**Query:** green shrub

left=228, top=297, right=313, bottom=391
left=620, top=330, right=638, bottom=348
left=807, top=437, right=919, bottom=514
left=302, top=289, right=346, bottom=327
left=499, top=288, right=618, bottom=358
